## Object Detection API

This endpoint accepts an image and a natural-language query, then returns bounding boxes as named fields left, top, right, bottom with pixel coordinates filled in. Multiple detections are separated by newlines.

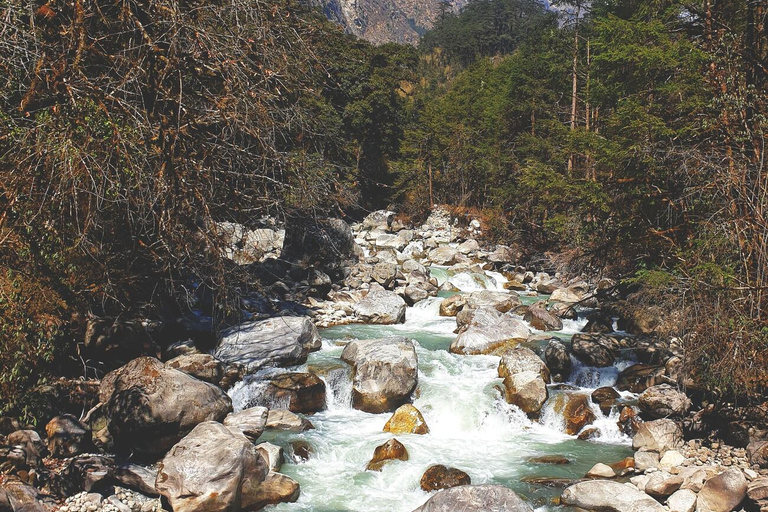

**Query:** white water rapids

left=229, top=283, right=636, bottom=511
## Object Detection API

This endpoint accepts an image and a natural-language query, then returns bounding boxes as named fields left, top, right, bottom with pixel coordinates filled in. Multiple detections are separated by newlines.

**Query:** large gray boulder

left=450, top=308, right=530, bottom=355
left=695, top=468, right=747, bottom=512
left=638, top=384, right=691, bottom=419
left=353, top=286, right=407, bottom=324
left=571, top=333, right=616, bottom=367
left=427, top=246, right=460, bottom=266
left=632, top=419, right=683, bottom=454
left=440, top=291, right=521, bottom=317
left=223, top=407, right=269, bottom=442
left=524, top=304, right=563, bottom=331
left=215, top=316, right=320, bottom=372
left=102, top=357, right=232, bottom=456
left=156, top=422, right=269, bottom=512
left=413, top=485, right=533, bottom=512
left=561, top=480, right=665, bottom=512
left=341, top=337, right=418, bottom=413
left=498, top=347, right=550, bottom=416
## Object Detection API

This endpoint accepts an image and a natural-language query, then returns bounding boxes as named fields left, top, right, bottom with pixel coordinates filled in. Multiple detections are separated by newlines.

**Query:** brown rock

left=266, top=373, right=327, bottom=413
left=527, top=455, right=571, bottom=465
left=45, top=415, right=90, bottom=459
left=616, top=364, right=666, bottom=393
left=366, top=439, right=408, bottom=471
left=290, top=441, right=312, bottom=462
left=645, top=473, right=683, bottom=498
left=383, top=404, right=429, bottom=435
left=563, top=394, right=597, bottom=435
left=165, top=354, right=224, bottom=384
left=420, top=465, right=471, bottom=491
left=524, top=305, right=563, bottom=331
left=695, top=468, right=747, bottom=512
left=250, top=472, right=300, bottom=509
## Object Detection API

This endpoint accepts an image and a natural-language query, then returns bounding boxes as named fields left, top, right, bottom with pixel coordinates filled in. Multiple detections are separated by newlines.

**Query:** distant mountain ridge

left=307, top=0, right=470, bottom=45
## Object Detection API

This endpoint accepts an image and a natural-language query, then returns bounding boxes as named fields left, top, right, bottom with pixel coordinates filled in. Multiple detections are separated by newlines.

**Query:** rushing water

left=231, top=288, right=635, bottom=512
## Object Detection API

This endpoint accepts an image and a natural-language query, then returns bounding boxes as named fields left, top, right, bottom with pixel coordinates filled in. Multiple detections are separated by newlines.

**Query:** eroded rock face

left=341, top=337, right=418, bottom=413
left=263, top=373, right=327, bottom=413
left=156, top=422, right=268, bottom=512
left=383, top=404, right=429, bottom=435
left=353, top=285, right=407, bottom=324
left=420, top=465, right=471, bottom=492
left=413, top=485, right=534, bottom=512
left=215, top=316, right=320, bottom=373
left=616, top=364, right=667, bottom=393
left=102, top=357, right=232, bottom=456
left=561, top=480, right=665, bottom=512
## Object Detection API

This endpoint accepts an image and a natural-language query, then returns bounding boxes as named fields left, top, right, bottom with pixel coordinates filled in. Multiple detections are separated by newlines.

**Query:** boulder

left=255, top=443, right=284, bottom=472
left=498, top=348, right=550, bottom=416
left=748, top=440, right=768, bottom=468
left=281, top=217, right=360, bottom=271
left=420, top=465, right=471, bottom=492
left=659, top=450, right=686, bottom=471
left=249, top=472, right=300, bottom=509
left=215, top=316, right=320, bottom=373
left=561, top=480, right=665, bottom=512
left=413, top=485, right=534, bottom=512
left=668, top=489, right=697, bottom=512
left=632, top=419, right=683, bottom=454
left=645, top=472, right=683, bottom=498
left=1, top=479, right=55, bottom=512
left=592, top=387, right=620, bottom=414
left=341, top=337, right=418, bottom=413
left=156, top=422, right=268, bottom=512
left=638, top=384, right=691, bottom=419
left=102, top=357, right=232, bottom=456
left=371, top=262, right=398, bottom=287
left=695, top=468, right=747, bottom=512
left=263, top=373, right=326, bottom=413
left=165, top=354, right=224, bottom=384
left=545, top=339, right=572, bottom=382
left=562, top=393, right=597, bottom=435
left=223, top=407, right=269, bottom=442
left=5, top=430, right=44, bottom=470
left=363, top=210, right=395, bottom=230
left=450, top=309, right=530, bottom=355
left=550, top=287, right=584, bottom=304
left=353, top=286, right=407, bottom=324
left=113, top=463, right=159, bottom=496
left=616, top=364, right=667, bottom=393
left=586, top=463, right=616, bottom=479
left=427, top=246, right=459, bottom=266
left=524, top=305, right=563, bottom=331
left=571, top=334, right=616, bottom=367
left=45, top=415, right=90, bottom=459
left=439, top=291, right=521, bottom=317
left=366, top=439, right=408, bottom=471
left=264, top=409, right=314, bottom=432
left=383, top=404, right=429, bottom=435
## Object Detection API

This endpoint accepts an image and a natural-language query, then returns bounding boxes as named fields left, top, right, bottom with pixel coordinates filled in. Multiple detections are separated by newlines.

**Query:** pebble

left=59, top=488, right=165, bottom=512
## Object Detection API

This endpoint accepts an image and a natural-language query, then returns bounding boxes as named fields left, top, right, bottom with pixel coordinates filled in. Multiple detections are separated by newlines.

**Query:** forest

left=1, top=0, right=767, bottom=417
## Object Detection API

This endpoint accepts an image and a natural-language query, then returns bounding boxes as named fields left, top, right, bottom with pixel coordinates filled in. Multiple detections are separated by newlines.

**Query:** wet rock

left=353, top=285, right=407, bottom=324
left=561, top=393, right=597, bottom=435
left=165, top=353, right=224, bottom=384
left=695, top=468, right=747, bottom=512
left=592, top=387, right=620, bottom=415
left=223, top=406, right=269, bottom=441
left=550, top=287, right=584, bottom=304
left=156, top=422, right=268, bottom=512
left=638, top=384, right=691, bottom=419
left=632, top=419, right=683, bottom=454
left=578, top=427, right=600, bottom=441
left=668, top=489, right=697, bottom=512
left=102, top=357, right=232, bottom=456
left=264, top=409, right=314, bottom=432
left=413, top=484, right=534, bottom=512
left=45, top=415, right=90, bottom=459
left=250, top=472, right=300, bottom=509
left=645, top=472, right=683, bottom=498
left=561, top=480, right=665, bottom=512
left=450, top=308, right=530, bottom=355
left=523, top=304, right=563, bottom=331
left=420, top=465, right=471, bottom=492
left=341, top=337, right=418, bottom=413
left=616, top=364, right=667, bottom=393
left=439, top=291, right=521, bottom=317
left=383, top=404, right=429, bottom=435
left=215, top=316, right=320, bottom=373
left=255, top=443, right=284, bottom=472
left=498, top=347, right=550, bottom=416
left=527, top=455, right=570, bottom=465
left=290, top=441, right=312, bottom=461
left=366, top=439, right=408, bottom=471
left=618, top=406, right=641, bottom=437
left=583, top=312, right=614, bottom=333
left=571, top=334, right=616, bottom=367
left=264, top=373, right=327, bottom=413
left=545, top=339, right=572, bottom=382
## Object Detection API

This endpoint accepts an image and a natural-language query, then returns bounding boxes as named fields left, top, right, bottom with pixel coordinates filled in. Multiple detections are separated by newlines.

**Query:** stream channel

left=229, top=268, right=636, bottom=511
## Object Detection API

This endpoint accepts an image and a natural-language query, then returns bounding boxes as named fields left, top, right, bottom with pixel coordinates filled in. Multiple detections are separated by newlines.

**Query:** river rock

left=561, top=393, right=597, bottom=435
left=498, top=347, right=550, bottom=416
left=223, top=407, right=269, bottom=441
left=420, top=465, right=471, bottom=491
left=366, top=439, right=408, bottom=471
left=668, top=489, right=697, bottom=512
left=45, top=415, right=90, bottom=458
left=1, top=479, right=55, bottom=512
left=645, top=472, right=683, bottom=498
left=341, top=337, right=418, bottom=413
left=102, top=357, right=232, bottom=456
left=165, top=353, right=224, bottom=384
left=156, top=421, right=268, bottom=512
left=634, top=450, right=661, bottom=471
left=638, top=384, right=691, bottom=419
left=524, top=304, right=563, bottom=331
left=659, top=449, right=686, bottom=470
left=256, top=443, right=284, bottom=472
left=353, top=285, right=407, bottom=324
left=695, top=468, right=747, bottom=512
left=748, top=440, right=768, bottom=468
left=427, top=246, right=459, bottom=266
left=632, top=419, right=683, bottom=454
left=413, top=484, right=534, bottom=512
left=5, top=430, right=44, bottom=470
left=265, top=409, right=314, bottom=432
left=571, top=334, right=616, bottom=367
left=371, top=262, right=398, bottom=287
left=550, top=287, right=584, bottom=304
left=264, top=373, right=326, bottom=413
left=250, top=472, right=300, bottom=509
left=616, top=364, right=667, bottom=393
left=450, top=308, right=530, bottom=355
left=586, top=463, right=616, bottom=479
left=545, top=339, right=572, bottom=382
left=440, top=291, right=521, bottom=317
left=383, top=404, right=429, bottom=435
left=561, top=480, right=665, bottom=512
left=215, top=316, right=320, bottom=372
left=113, top=462, right=159, bottom=496
left=363, top=210, right=395, bottom=230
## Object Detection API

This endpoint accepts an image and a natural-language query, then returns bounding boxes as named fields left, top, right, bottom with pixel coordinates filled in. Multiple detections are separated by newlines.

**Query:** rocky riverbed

left=2, top=208, right=768, bottom=512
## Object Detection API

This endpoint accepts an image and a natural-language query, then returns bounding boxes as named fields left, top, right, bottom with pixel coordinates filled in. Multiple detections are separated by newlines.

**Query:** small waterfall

left=484, top=270, right=509, bottom=291
left=228, top=372, right=291, bottom=412
left=538, top=392, right=567, bottom=433
left=569, top=356, right=620, bottom=389
left=320, top=367, right=353, bottom=411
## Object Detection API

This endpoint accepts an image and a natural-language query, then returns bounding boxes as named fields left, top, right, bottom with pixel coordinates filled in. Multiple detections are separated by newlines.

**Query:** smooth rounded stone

left=616, top=364, right=667, bottom=393
left=524, top=304, right=563, bottom=331
left=550, top=287, right=583, bottom=304
left=632, top=419, right=683, bottom=454
left=659, top=449, right=686, bottom=470
left=250, top=472, right=300, bottom=509
left=536, top=278, right=563, bottom=294
left=265, top=373, right=326, bottom=413
left=413, top=485, right=534, bottom=512
left=527, top=455, right=570, bottom=465
left=404, top=285, right=430, bottom=305
left=667, top=489, right=697, bottom=512
left=450, top=308, right=530, bottom=355
left=638, top=384, right=691, bottom=419
left=215, top=316, right=320, bottom=373
left=383, top=404, right=429, bottom=435
left=341, top=336, right=418, bottom=413
left=265, top=409, right=314, bottom=432
left=420, top=465, right=471, bottom=491
left=102, top=357, right=232, bottom=456
left=586, top=463, right=616, bottom=479
left=571, top=334, right=616, bottom=367
left=545, top=339, right=572, bottom=382
left=634, top=450, right=661, bottom=471
left=366, top=439, right=408, bottom=471
left=577, top=427, right=600, bottom=440
left=561, top=480, right=665, bottom=512
left=748, top=440, right=768, bottom=468
left=645, top=472, right=683, bottom=498
left=498, top=347, right=550, bottom=380
left=427, top=246, right=459, bottom=266
left=440, top=291, right=521, bottom=317
left=223, top=406, right=268, bottom=441
left=156, top=422, right=268, bottom=512
left=165, top=353, right=224, bottom=384
left=695, top=468, right=747, bottom=512
left=439, top=295, right=465, bottom=317
left=353, top=285, right=407, bottom=324
left=256, top=443, right=284, bottom=472
left=45, top=414, right=90, bottom=458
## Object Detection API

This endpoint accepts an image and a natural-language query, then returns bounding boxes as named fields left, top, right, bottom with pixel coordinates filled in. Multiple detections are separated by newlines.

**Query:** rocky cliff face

left=308, top=0, right=468, bottom=45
